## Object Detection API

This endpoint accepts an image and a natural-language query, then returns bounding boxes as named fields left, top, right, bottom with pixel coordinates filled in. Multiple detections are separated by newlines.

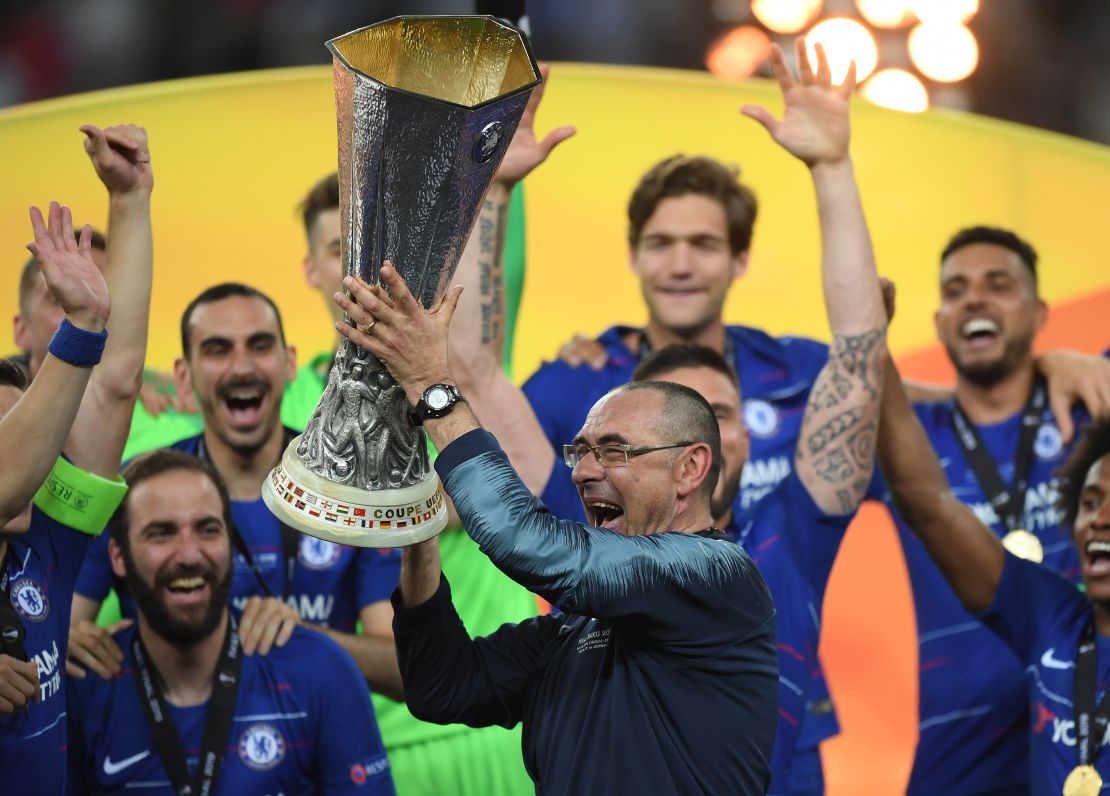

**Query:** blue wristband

left=47, top=318, right=108, bottom=367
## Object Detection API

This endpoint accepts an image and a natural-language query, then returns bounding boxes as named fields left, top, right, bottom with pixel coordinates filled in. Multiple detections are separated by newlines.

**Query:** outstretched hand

left=741, top=39, right=854, bottom=168
left=495, top=64, right=576, bottom=186
left=26, top=202, right=110, bottom=332
left=80, top=123, right=153, bottom=196
left=334, top=265, right=463, bottom=403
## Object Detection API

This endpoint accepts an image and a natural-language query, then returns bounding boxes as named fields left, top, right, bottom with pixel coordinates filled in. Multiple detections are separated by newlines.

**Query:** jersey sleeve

left=392, top=574, right=562, bottom=729
left=521, top=361, right=574, bottom=455
left=354, top=547, right=402, bottom=609
left=74, top=530, right=115, bottom=603
left=778, top=470, right=855, bottom=592
left=437, top=430, right=774, bottom=652
left=306, top=630, right=396, bottom=795
left=979, top=552, right=1087, bottom=665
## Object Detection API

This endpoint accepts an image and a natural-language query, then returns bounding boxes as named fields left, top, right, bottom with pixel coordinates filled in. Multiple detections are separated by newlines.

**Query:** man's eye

left=598, top=446, right=626, bottom=464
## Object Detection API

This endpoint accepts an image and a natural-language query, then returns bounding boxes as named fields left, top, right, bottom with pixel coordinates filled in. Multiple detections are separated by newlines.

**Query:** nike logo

left=1041, top=648, right=1075, bottom=670
left=103, top=750, right=150, bottom=775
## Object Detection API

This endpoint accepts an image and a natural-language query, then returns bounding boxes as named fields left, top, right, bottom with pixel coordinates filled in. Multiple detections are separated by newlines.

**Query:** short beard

left=123, top=547, right=232, bottom=647
left=711, top=465, right=743, bottom=523
left=946, top=331, right=1033, bottom=389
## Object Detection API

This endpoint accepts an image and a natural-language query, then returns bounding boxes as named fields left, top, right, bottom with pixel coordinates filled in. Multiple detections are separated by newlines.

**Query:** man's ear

left=303, top=253, right=320, bottom=289
left=285, top=345, right=298, bottom=383
left=12, top=314, right=29, bottom=351
left=730, top=249, right=750, bottom=281
left=108, top=537, right=127, bottom=579
left=173, top=357, right=193, bottom=403
left=675, top=442, right=714, bottom=500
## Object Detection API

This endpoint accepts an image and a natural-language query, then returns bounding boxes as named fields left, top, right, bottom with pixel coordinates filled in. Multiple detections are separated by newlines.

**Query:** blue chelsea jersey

left=983, top=555, right=1110, bottom=794
left=0, top=508, right=95, bottom=796
left=67, top=625, right=395, bottom=795
left=74, top=432, right=401, bottom=627
left=729, top=470, right=853, bottom=796
left=870, top=400, right=1086, bottom=795
left=523, top=324, right=828, bottom=526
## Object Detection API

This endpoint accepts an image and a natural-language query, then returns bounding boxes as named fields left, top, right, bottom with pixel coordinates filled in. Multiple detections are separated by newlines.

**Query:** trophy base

left=262, top=435, right=448, bottom=548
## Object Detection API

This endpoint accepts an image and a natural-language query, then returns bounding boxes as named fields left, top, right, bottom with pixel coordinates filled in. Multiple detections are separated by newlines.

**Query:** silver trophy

left=262, top=16, right=541, bottom=547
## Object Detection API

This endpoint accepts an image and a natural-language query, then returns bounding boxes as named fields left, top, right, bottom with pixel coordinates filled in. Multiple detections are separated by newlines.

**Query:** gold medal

left=1063, top=764, right=1103, bottom=796
left=1002, top=528, right=1044, bottom=563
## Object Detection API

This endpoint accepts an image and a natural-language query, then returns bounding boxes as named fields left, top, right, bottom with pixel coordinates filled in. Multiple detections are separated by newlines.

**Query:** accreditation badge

left=1063, top=764, right=1102, bottom=796
left=1002, top=529, right=1043, bottom=563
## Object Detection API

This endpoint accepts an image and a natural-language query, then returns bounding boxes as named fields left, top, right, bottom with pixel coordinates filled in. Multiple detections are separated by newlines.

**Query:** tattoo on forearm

left=477, top=199, right=507, bottom=346
left=799, top=327, right=885, bottom=510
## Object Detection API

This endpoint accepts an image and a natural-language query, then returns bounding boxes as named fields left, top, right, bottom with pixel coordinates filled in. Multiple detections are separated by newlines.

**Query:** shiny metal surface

left=295, top=15, right=540, bottom=493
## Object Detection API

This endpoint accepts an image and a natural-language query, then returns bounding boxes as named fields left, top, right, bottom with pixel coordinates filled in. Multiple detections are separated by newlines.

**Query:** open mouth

left=1085, top=540, right=1110, bottom=578
left=587, top=500, right=625, bottom=532
left=219, top=383, right=268, bottom=430
left=960, top=318, right=1000, bottom=349
left=162, top=574, right=211, bottom=606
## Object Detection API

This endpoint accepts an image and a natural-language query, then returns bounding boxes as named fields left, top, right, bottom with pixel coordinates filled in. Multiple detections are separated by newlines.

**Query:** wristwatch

left=410, top=383, right=465, bottom=425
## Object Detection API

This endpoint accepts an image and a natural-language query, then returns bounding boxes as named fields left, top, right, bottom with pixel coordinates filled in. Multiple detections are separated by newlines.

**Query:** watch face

left=426, top=386, right=451, bottom=411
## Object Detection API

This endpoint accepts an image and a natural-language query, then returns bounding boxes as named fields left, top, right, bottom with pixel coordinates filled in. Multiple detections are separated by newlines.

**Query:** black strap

left=950, top=377, right=1046, bottom=532
left=1074, top=620, right=1110, bottom=768
left=196, top=430, right=299, bottom=602
left=131, top=618, right=242, bottom=796
left=0, top=553, right=27, bottom=662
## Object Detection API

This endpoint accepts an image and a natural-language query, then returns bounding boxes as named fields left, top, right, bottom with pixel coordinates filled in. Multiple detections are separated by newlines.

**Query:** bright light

left=706, top=26, right=773, bottom=82
left=861, top=69, right=930, bottom=112
left=908, top=23, right=978, bottom=82
left=805, top=18, right=879, bottom=82
left=751, top=0, right=823, bottom=34
left=856, top=0, right=914, bottom=28
left=909, top=0, right=978, bottom=24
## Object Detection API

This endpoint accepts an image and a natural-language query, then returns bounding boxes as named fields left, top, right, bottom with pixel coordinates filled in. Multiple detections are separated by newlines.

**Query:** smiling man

left=878, top=348, right=1110, bottom=793
left=866, top=225, right=1107, bottom=795
left=66, top=450, right=394, bottom=795
left=69, top=283, right=404, bottom=701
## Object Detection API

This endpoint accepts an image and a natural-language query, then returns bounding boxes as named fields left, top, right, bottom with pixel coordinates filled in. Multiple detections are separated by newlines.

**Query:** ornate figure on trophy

left=262, top=16, right=541, bottom=546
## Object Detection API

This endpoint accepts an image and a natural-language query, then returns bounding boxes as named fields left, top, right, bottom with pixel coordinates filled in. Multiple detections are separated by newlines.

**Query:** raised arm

left=879, top=358, right=1005, bottom=612
left=0, top=206, right=110, bottom=523
left=65, top=124, right=153, bottom=478
left=448, top=65, right=575, bottom=494
left=743, top=41, right=887, bottom=515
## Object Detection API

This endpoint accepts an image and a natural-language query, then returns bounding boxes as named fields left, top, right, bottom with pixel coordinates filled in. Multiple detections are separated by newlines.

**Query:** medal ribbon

left=131, top=618, right=242, bottom=796
left=950, top=377, right=1046, bottom=532
left=196, top=430, right=299, bottom=602
left=1074, top=620, right=1110, bottom=771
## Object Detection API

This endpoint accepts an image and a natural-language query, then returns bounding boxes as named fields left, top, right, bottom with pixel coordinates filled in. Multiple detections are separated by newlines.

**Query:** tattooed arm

left=744, top=42, right=887, bottom=515
left=447, top=65, right=575, bottom=494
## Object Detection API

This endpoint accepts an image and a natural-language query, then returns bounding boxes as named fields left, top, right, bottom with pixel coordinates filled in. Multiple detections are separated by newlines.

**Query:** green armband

left=32, top=456, right=128, bottom=535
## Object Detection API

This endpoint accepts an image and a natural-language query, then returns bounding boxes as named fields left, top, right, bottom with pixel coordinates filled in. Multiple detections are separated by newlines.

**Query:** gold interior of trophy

left=329, top=16, right=538, bottom=107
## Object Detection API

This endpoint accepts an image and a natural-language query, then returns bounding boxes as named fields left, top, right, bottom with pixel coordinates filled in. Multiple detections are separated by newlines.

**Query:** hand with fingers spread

left=80, top=124, right=153, bottom=197
left=557, top=333, right=608, bottom=371
left=495, top=63, right=576, bottom=188
left=26, top=202, right=111, bottom=333
left=1036, top=350, right=1110, bottom=443
left=0, top=655, right=39, bottom=715
left=741, top=39, right=855, bottom=168
left=238, top=596, right=300, bottom=656
left=65, top=619, right=129, bottom=680
left=335, top=265, right=463, bottom=404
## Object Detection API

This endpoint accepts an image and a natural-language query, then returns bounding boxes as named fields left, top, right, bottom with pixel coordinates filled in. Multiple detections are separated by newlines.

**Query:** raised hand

left=80, top=123, right=153, bottom=196
left=741, top=39, right=855, bottom=168
left=495, top=64, right=576, bottom=186
left=335, top=265, right=462, bottom=403
left=26, top=202, right=110, bottom=332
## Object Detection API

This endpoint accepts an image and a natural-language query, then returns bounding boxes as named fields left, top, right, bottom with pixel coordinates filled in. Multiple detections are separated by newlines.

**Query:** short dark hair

left=617, top=380, right=722, bottom=504
left=107, top=449, right=233, bottom=557
left=18, top=228, right=107, bottom=316
left=179, top=283, right=287, bottom=357
left=0, top=358, right=29, bottom=391
left=300, top=172, right=339, bottom=244
left=1058, top=418, right=1110, bottom=528
left=631, top=343, right=738, bottom=391
left=941, top=226, right=1039, bottom=286
left=628, top=155, right=758, bottom=256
